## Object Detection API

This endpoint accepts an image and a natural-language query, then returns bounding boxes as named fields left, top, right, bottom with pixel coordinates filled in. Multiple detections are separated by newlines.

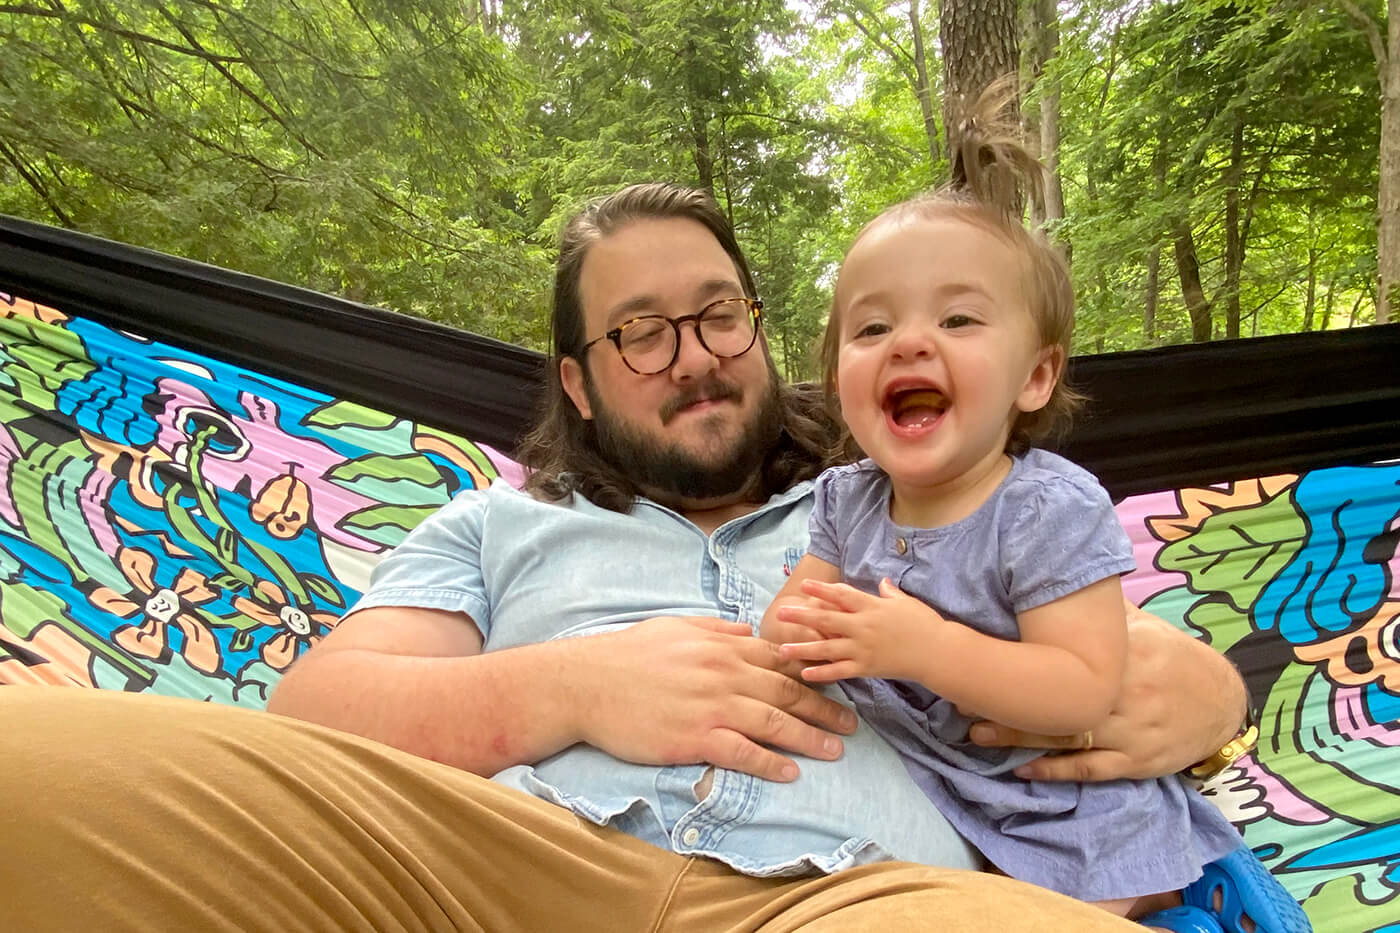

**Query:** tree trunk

left=909, top=0, right=941, bottom=166
left=1173, top=220, right=1213, bottom=342
left=1031, top=0, right=1065, bottom=225
left=1380, top=0, right=1400, bottom=323
left=1145, top=246, right=1160, bottom=341
left=940, top=0, right=1019, bottom=154
left=1321, top=273, right=1337, bottom=330
left=1222, top=117, right=1245, bottom=339
left=1303, top=246, right=1318, bottom=331
left=683, top=41, right=715, bottom=195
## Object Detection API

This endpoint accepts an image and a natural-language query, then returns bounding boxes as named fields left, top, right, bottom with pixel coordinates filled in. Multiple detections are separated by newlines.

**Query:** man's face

left=560, top=217, right=782, bottom=506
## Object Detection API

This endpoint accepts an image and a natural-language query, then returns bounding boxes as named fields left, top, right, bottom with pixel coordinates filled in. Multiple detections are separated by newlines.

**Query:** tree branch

left=0, top=139, right=73, bottom=226
left=153, top=4, right=328, bottom=159
left=840, top=4, right=916, bottom=81
left=0, top=2, right=251, bottom=63
left=1339, top=0, right=1387, bottom=75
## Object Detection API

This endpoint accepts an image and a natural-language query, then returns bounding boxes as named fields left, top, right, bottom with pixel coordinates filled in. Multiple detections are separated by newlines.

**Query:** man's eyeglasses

left=579, top=297, right=764, bottom=375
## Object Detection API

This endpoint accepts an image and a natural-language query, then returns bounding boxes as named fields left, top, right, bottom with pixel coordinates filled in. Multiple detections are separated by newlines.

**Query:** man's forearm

left=267, top=639, right=589, bottom=776
left=1173, top=616, right=1251, bottom=763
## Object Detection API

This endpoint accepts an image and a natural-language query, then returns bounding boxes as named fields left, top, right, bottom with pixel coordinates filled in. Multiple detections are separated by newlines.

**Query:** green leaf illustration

left=301, top=573, right=346, bottom=609
left=1183, top=598, right=1254, bottom=653
left=1158, top=492, right=1306, bottom=613
left=215, top=527, right=239, bottom=563
left=338, top=503, right=438, bottom=546
left=207, top=573, right=243, bottom=591
left=326, top=453, right=443, bottom=488
left=303, top=400, right=398, bottom=431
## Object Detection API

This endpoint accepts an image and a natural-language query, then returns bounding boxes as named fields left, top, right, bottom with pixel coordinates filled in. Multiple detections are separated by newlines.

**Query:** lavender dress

left=808, top=450, right=1241, bottom=901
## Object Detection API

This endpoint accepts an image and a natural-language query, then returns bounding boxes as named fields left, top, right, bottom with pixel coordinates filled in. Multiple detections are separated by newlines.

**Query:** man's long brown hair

left=516, top=182, right=835, bottom=512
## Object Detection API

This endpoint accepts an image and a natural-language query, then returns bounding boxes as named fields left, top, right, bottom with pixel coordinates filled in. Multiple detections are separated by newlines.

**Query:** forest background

left=1, top=0, right=1393, bottom=380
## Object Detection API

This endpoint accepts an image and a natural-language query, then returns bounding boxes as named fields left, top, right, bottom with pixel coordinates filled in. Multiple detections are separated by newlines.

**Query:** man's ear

left=560, top=356, right=593, bottom=420
left=1016, top=345, right=1062, bottom=414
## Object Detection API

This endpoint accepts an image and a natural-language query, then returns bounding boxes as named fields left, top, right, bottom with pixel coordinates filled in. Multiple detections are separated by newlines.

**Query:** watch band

left=1186, top=724, right=1260, bottom=781
left=1185, top=705, right=1260, bottom=782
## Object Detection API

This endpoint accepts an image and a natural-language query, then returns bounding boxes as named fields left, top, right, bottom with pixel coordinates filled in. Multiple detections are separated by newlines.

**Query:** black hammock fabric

left=0, top=214, right=1397, bottom=930
left=2, top=213, right=1397, bottom=494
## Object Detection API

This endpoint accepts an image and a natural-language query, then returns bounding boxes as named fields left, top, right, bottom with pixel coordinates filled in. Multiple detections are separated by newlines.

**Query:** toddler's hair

left=821, top=77, right=1083, bottom=463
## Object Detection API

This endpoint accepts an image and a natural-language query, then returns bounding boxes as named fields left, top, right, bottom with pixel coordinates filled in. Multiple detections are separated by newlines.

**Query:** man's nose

left=669, top=320, right=719, bottom=380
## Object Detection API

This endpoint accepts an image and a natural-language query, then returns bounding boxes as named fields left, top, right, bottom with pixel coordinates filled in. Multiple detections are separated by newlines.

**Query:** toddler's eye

left=852, top=322, right=890, bottom=339
left=942, top=313, right=975, bottom=329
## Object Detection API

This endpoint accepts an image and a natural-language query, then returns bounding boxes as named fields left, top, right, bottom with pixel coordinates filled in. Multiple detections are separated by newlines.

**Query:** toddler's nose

left=889, top=324, right=936, bottom=361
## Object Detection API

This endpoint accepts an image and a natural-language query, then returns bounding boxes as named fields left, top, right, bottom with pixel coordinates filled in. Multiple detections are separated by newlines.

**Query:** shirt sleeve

left=1002, top=471, right=1137, bottom=614
left=806, top=467, right=845, bottom=567
left=343, top=487, right=493, bottom=635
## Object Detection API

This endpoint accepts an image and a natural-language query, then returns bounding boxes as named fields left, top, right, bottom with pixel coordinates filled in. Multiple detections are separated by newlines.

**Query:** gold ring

left=1080, top=730, right=1093, bottom=750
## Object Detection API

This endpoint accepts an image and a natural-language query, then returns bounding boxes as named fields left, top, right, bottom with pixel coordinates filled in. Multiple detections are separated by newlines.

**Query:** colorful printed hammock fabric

left=1, top=217, right=1398, bottom=930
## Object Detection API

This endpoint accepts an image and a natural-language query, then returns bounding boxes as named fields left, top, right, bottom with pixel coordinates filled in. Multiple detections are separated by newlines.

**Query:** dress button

left=895, top=536, right=908, bottom=555
left=681, top=827, right=701, bottom=846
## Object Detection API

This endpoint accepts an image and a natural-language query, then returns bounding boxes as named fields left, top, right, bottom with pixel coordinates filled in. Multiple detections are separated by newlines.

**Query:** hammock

left=2, top=214, right=1397, bottom=931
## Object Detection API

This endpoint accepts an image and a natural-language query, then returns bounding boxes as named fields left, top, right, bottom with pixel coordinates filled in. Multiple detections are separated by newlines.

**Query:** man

left=8, top=183, right=1252, bottom=931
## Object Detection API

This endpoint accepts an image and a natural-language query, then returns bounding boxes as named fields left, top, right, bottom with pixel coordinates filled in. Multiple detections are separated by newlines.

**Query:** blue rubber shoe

left=1142, top=845, right=1312, bottom=933
left=1137, top=906, right=1224, bottom=933
left=1185, top=846, right=1312, bottom=932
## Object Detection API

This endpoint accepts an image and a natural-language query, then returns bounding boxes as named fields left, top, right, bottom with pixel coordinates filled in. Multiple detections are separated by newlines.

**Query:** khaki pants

left=4, top=688, right=1136, bottom=932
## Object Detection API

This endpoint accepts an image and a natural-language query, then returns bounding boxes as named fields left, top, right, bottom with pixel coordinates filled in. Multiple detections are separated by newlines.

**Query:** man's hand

left=574, top=616, right=859, bottom=783
left=774, top=578, right=944, bottom=683
left=967, top=600, right=1248, bottom=782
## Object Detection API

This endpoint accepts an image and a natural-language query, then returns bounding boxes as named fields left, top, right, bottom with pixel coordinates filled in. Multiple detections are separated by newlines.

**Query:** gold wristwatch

left=1185, top=708, right=1259, bottom=782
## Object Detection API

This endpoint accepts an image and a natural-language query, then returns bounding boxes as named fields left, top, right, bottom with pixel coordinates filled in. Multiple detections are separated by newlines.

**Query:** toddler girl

left=761, top=91, right=1308, bottom=933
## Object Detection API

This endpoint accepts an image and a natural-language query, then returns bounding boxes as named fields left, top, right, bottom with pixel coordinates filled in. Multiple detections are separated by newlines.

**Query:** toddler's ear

left=1016, top=346, right=1063, bottom=413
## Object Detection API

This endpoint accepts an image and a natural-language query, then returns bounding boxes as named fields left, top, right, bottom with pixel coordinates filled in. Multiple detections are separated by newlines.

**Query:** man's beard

left=586, top=370, right=784, bottom=503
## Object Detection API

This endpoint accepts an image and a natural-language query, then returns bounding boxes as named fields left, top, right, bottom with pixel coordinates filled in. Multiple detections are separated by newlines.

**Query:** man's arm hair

left=268, top=606, right=588, bottom=775
left=268, top=606, right=860, bottom=782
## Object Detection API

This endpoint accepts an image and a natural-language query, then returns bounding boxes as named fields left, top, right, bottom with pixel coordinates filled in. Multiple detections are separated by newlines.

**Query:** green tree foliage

left=0, top=0, right=1386, bottom=369
left=0, top=0, right=548, bottom=341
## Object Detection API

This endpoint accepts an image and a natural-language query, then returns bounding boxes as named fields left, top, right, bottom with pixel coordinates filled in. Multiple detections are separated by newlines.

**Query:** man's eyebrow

left=604, top=295, right=661, bottom=327
left=603, top=279, right=744, bottom=327
left=694, top=278, right=744, bottom=302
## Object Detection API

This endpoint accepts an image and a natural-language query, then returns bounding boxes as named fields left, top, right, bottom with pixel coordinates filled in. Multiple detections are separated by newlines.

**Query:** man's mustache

left=660, top=379, right=742, bottom=423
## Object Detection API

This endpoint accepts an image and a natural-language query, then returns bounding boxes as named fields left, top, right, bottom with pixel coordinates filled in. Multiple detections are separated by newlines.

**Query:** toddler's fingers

left=798, top=579, right=869, bottom=610
left=801, top=660, right=861, bottom=683
left=780, top=639, right=848, bottom=662
left=1013, top=749, right=1133, bottom=783
left=768, top=620, right=823, bottom=644
left=776, top=605, right=854, bottom=636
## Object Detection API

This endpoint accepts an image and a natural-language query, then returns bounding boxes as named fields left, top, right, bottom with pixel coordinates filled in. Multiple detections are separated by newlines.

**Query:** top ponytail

left=946, top=75, right=1045, bottom=226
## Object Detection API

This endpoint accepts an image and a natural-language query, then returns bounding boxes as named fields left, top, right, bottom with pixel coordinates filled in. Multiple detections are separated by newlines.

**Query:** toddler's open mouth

left=884, top=385, right=948, bottom=430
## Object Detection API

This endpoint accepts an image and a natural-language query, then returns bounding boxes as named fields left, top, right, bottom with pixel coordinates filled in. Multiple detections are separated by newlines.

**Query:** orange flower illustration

left=89, top=546, right=221, bottom=674
left=232, top=578, right=339, bottom=670
left=250, top=472, right=313, bottom=539
left=81, top=430, right=178, bottom=511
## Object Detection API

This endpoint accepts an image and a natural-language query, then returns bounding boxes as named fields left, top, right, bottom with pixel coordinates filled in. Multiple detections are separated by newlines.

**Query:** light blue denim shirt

left=349, top=479, right=979, bottom=877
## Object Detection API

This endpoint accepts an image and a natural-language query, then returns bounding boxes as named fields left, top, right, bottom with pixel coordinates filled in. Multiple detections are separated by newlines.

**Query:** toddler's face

left=831, top=216, right=1058, bottom=501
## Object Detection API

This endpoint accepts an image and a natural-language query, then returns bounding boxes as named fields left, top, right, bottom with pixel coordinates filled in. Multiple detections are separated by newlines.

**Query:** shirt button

left=681, top=827, right=701, bottom=846
left=895, top=536, right=908, bottom=555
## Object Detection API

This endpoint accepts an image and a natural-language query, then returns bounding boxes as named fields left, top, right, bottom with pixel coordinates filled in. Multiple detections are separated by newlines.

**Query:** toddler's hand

left=775, top=577, right=944, bottom=683
left=760, top=603, right=825, bottom=680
